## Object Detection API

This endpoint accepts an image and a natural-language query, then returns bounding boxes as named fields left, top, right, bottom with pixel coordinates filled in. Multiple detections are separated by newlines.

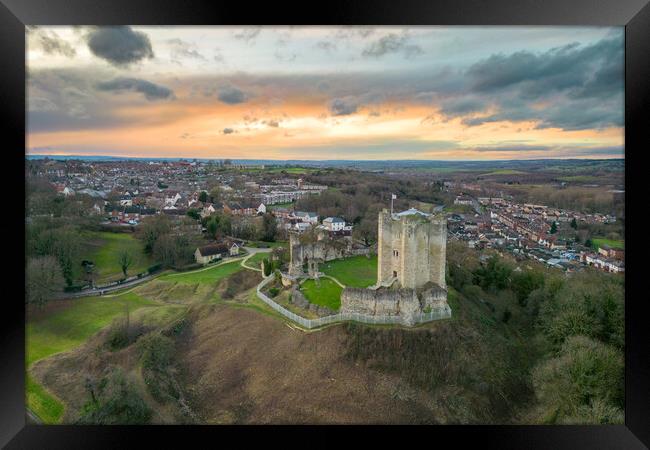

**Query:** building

left=322, top=216, right=345, bottom=232
left=293, top=211, right=318, bottom=224
left=194, top=244, right=229, bottom=264
left=377, top=208, right=447, bottom=289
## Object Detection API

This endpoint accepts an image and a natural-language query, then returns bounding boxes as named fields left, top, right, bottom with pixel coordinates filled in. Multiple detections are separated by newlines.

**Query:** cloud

left=217, top=85, right=247, bottom=104
left=167, top=38, right=206, bottom=61
left=316, top=41, right=337, bottom=52
left=96, top=77, right=175, bottom=101
left=37, top=32, right=76, bottom=57
left=328, top=96, right=359, bottom=116
left=233, top=27, right=262, bottom=43
left=86, top=26, right=154, bottom=66
left=361, top=32, right=423, bottom=59
left=264, top=119, right=280, bottom=128
left=222, top=128, right=235, bottom=134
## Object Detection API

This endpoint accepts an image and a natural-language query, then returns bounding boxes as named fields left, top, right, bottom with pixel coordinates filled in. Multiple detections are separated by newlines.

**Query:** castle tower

left=377, top=208, right=446, bottom=289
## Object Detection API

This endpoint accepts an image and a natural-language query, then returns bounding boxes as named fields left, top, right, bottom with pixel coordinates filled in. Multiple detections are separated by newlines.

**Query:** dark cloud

left=86, top=26, right=154, bottom=66
left=96, top=78, right=175, bottom=101
left=361, top=32, right=423, bottom=59
left=466, top=38, right=622, bottom=99
left=430, top=37, right=625, bottom=131
left=217, top=85, right=247, bottom=104
left=222, top=128, right=235, bottom=134
left=438, top=96, right=488, bottom=116
left=38, top=32, right=76, bottom=57
left=264, top=119, right=280, bottom=128
left=328, top=97, right=359, bottom=116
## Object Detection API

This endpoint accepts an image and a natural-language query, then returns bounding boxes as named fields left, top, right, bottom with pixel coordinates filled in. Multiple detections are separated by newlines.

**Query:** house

left=195, top=244, right=229, bottom=264
left=293, top=211, right=318, bottom=224
left=229, top=242, right=240, bottom=256
left=200, top=204, right=216, bottom=218
left=119, top=195, right=133, bottom=207
left=323, top=216, right=345, bottom=232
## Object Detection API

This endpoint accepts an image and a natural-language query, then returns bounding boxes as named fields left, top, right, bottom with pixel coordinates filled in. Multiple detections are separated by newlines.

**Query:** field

left=480, top=169, right=528, bottom=176
left=27, top=292, right=157, bottom=422
left=557, top=175, right=600, bottom=183
left=80, top=231, right=154, bottom=283
left=157, top=259, right=243, bottom=284
left=300, top=278, right=343, bottom=310
left=321, top=255, right=377, bottom=288
left=592, top=237, right=624, bottom=250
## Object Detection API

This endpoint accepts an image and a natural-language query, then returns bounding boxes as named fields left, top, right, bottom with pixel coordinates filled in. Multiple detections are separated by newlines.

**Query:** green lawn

left=300, top=278, right=342, bottom=311
left=245, top=252, right=269, bottom=269
left=592, top=237, right=624, bottom=250
left=26, top=291, right=157, bottom=423
left=80, top=231, right=154, bottom=283
left=157, top=259, right=243, bottom=284
left=321, top=255, right=377, bottom=288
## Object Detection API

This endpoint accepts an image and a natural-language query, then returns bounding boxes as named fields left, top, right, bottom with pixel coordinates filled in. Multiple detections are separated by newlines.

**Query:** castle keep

left=377, top=208, right=447, bottom=290
left=340, top=207, right=451, bottom=326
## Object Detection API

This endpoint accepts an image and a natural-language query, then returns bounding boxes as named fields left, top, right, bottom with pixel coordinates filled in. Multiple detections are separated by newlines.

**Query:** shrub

left=532, top=335, right=623, bottom=424
left=147, top=264, right=162, bottom=273
left=138, top=333, right=174, bottom=371
left=77, top=367, right=152, bottom=424
left=268, top=287, right=280, bottom=298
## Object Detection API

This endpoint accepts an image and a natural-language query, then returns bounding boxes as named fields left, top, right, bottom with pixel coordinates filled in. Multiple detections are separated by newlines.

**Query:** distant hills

left=25, top=154, right=624, bottom=171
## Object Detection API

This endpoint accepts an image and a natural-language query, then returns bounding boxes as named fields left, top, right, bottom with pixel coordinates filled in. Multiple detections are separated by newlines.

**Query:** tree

left=353, top=216, right=377, bottom=247
left=77, top=367, right=152, bottom=425
left=198, top=191, right=208, bottom=203
left=118, top=249, right=133, bottom=277
left=511, top=270, right=545, bottom=306
left=136, top=215, right=171, bottom=254
left=532, top=336, right=623, bottom=424
left=51, top=226, right=81, bottom=286
left=550, top=222, right=558, bottom=234
left=186, top=208, right=200, bottom=221
left=26, top=256, right=65, bottom=307
left=261, top=213, right=277, bottom=242
left=570, top=218, right=578, bottom=230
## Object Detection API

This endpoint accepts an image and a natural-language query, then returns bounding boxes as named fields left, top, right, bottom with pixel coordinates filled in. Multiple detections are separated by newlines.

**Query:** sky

left=26, top=26, right=624, bottom=160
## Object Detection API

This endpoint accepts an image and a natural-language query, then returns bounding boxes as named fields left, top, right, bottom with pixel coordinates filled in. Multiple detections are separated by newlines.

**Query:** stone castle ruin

left=341, top=208, right=451, bottom=325
left=288, top=228, right=367, bottom=277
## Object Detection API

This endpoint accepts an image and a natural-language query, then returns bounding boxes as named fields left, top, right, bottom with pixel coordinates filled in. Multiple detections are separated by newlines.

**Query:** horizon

left=27, top=26, right=624, bottom=161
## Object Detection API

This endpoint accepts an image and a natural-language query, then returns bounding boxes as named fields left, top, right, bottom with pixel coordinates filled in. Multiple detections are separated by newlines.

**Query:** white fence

left=256, top=276, right=452, bottom=329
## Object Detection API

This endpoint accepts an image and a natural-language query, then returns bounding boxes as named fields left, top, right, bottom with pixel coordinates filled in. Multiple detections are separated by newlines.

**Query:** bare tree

left=118, top=249, right=133, bottom=278
left=26, top=256, right=65, bottom=307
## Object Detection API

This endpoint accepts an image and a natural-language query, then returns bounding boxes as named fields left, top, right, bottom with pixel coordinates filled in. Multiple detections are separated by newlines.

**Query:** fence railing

left=256, top=275, right=451, bottom=329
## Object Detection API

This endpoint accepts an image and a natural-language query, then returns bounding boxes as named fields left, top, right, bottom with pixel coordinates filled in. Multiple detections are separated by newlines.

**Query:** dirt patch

left=217, top=270, right=262, bottom=301
left=176, top=304, right=442, bottom=424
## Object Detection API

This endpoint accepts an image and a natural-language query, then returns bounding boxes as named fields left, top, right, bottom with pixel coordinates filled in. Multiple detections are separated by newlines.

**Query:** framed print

left=1, top=0, right=649, bottom=448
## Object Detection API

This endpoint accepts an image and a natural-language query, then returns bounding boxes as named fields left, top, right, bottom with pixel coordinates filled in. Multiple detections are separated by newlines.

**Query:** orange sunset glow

left=26, top=26, right=624, bottom=160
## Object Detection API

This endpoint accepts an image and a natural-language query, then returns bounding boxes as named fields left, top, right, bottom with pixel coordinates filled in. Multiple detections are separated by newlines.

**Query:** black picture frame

left=2, top=0, right=648, bottom=448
